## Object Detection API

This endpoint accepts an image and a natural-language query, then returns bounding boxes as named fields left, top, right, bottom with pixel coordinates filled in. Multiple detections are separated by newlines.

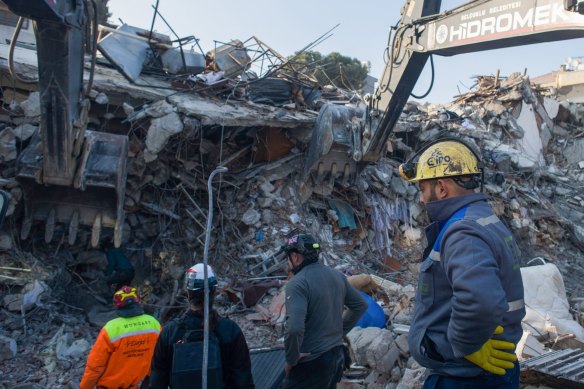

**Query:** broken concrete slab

left=13, top=123, right=37, bottom=141
left=564, top=138, right=584, bottom=165
left=168, top=94, right=317, bottom=128
left=144, top=112, right=184, bottom=161
left=0, top=127, right=17, bottom=162
left=19, top=91, right=40, bottom=117
left=347, top=327, right=400, bottom=373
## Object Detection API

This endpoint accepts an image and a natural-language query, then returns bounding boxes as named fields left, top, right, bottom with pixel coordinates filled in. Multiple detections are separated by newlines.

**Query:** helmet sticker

left=426, top=149, right=451, bottom=168
left=113, top=286, right=140, bottom=308
left=185, top=263, right=217, bottom=291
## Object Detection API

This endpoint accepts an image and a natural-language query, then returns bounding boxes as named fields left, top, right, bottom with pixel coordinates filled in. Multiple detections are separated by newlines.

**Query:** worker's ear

left=290, top=252, right=302, bottom=266
left=436, top=179, right=448, bottom=199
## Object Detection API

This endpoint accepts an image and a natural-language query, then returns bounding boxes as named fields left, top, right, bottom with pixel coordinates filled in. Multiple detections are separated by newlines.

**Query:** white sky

left=108, top=0, right=584, bottom=103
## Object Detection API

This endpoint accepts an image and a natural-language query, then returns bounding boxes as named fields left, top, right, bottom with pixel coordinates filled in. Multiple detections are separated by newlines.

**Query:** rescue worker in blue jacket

left=399, top=139, right=526, bottom=388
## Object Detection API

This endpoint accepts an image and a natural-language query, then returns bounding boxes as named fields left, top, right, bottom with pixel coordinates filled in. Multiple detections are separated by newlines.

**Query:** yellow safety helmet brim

left=403, top=140, right=481, bottom=182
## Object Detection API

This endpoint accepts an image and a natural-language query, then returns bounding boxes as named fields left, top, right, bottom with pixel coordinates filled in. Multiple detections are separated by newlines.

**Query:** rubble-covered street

left=1, top=5, right=584, bottom=389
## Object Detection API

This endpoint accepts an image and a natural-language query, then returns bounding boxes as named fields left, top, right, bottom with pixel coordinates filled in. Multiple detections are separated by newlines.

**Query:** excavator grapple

left=17, top=130, right=128, bottom=247
left=303, top=102, right=363, bottom=186
left=4, top=0, right=128, bottom=247
left=304, top=0, right=584, bottom=186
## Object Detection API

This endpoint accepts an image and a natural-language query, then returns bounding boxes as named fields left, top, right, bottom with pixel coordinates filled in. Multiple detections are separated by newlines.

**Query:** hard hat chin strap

left=451, top=170, right=484, bottom=192
left=290, top=252, right=319, bottom=275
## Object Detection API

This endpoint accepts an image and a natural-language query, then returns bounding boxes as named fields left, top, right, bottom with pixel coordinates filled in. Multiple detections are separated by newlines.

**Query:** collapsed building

left=0, top=13, right=583, bottom=389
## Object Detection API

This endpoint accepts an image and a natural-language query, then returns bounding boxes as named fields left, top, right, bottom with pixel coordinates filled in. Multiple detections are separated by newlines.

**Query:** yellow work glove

left=464, top=325, right=517, bottom=375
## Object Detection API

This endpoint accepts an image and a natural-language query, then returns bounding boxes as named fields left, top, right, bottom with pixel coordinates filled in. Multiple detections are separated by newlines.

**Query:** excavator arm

left=3, top=0, right=128, bottom=247
left=305, top=0, right=584, bottom=184
left=5, top=0, right=87, bottom=185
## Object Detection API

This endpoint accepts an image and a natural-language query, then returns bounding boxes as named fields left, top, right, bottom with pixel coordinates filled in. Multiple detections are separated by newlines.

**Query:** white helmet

left=185, top=263, right=218, bottom=291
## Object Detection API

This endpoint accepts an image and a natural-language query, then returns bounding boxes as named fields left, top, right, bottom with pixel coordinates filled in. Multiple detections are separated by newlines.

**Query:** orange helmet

left=113, top=286, right=140, bottom=308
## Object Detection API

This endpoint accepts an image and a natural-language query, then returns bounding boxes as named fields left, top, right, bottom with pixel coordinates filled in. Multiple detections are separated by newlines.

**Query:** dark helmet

left=283, top=233, right=321, bottom=275
left=283, top=233, right=320, bottom=256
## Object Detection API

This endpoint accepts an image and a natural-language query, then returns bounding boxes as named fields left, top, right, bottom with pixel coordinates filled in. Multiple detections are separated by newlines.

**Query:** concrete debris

left=395, top=365, right=425, bottom=389
left=144, top=112, right=184, bottom=161
left=3, top=280, right=48, bottom=312
left=0, top=127, right=16, bottom=162
left=19, top=92, right=40, bottom=117
left=13, top=123, right=37, bottom=141
left=0, top=12, right=583, bottom=388
left=0, top=230, right=12, bottom=250
left=22, top=280, right=49, bottom=311
left=346, top=327, right=400, bottom=374
left=0, top=334, right=17, bottom=362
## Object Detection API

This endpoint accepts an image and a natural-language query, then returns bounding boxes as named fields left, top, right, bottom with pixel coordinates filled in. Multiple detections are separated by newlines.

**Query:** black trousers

left=283, top=345, right=344, bottom=389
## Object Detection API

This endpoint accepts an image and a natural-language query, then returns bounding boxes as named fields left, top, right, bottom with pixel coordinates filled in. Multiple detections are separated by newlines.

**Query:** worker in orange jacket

left=80, top=286, right=161, bottom=389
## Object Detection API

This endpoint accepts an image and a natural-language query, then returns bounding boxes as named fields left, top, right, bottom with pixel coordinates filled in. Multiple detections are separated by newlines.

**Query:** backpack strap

left=175, top=314, right=222, bottom=344
left=175, top=315, right=201, bottom=344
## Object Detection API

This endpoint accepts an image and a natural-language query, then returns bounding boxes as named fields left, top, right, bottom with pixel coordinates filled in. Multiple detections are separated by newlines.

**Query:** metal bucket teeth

left=16, top=130, right=128, bottom=247
left=304, top=103, right=360, bottom=186
left=114, top=219, right=123, bottom=248
left=21, top=214, right=32, bottom=241
left=45, top=209, right=56, bottom=243
left=68, top=210, right=79, bottom=246
left=91, top=213, right=102, bottom=248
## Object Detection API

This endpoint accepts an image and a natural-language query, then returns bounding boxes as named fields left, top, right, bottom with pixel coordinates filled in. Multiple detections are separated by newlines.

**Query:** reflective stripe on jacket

left=80, top=313, right=161, bottom=389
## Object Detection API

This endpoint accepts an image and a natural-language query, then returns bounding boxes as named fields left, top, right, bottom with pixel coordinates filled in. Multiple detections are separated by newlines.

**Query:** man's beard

left=427, top=182, right=439, bottom=203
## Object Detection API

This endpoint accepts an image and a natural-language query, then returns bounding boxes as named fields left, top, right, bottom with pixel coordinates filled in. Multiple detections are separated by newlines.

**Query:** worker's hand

left=464, top=326, right=517, bottom=375
left=284, top=353, right=311, bottom=375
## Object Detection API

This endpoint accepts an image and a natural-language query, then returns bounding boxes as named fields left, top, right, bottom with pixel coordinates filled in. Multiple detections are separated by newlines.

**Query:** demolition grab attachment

left=304, top=0, right=584, bottom=186
left=4, top=0, right=129, bottom=247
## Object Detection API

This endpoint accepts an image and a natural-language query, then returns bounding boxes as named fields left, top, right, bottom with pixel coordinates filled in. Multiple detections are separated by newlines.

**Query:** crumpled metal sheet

left=98, top=24, right=150, bottom=82
left=206, top=40, right=250, bottom=79
left=161, top=48, right=205, bottom=75
left=248, top=77, right=321, bottom=107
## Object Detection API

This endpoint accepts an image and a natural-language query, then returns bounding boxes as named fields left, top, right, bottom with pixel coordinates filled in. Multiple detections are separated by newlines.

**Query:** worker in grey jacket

left=282, top=233, right=367, bottom=389
left=399, top=139, right=525, bottom=388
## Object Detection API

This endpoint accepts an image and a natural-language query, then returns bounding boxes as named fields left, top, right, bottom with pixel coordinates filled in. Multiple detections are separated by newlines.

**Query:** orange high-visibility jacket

left=80, top=313, right=161, bottom=389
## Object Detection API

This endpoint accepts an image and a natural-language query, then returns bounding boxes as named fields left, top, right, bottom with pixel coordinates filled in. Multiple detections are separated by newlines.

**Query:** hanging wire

left=410, top=54, right=435, bottom=99
left=85, top=0, right=99, bottom=96
left=8, top=17, right=38, bottom=84
left=202, top=166, right=228, bottom=389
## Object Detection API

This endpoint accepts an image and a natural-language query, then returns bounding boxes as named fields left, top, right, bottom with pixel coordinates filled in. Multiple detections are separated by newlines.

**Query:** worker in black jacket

left=150, top=263, right=255, bottom=388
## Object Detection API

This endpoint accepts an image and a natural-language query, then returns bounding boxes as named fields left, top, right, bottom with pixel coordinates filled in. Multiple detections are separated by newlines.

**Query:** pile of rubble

left=0, top=18, right=584, bottom=388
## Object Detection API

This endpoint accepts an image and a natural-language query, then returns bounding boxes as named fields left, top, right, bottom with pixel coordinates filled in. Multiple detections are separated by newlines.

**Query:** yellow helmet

left=399, top=140, right=481, bottom=182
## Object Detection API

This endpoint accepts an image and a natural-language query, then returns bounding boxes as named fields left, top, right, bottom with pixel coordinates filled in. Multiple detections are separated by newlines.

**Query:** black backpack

left=170, top=318, right=223, bottom=389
